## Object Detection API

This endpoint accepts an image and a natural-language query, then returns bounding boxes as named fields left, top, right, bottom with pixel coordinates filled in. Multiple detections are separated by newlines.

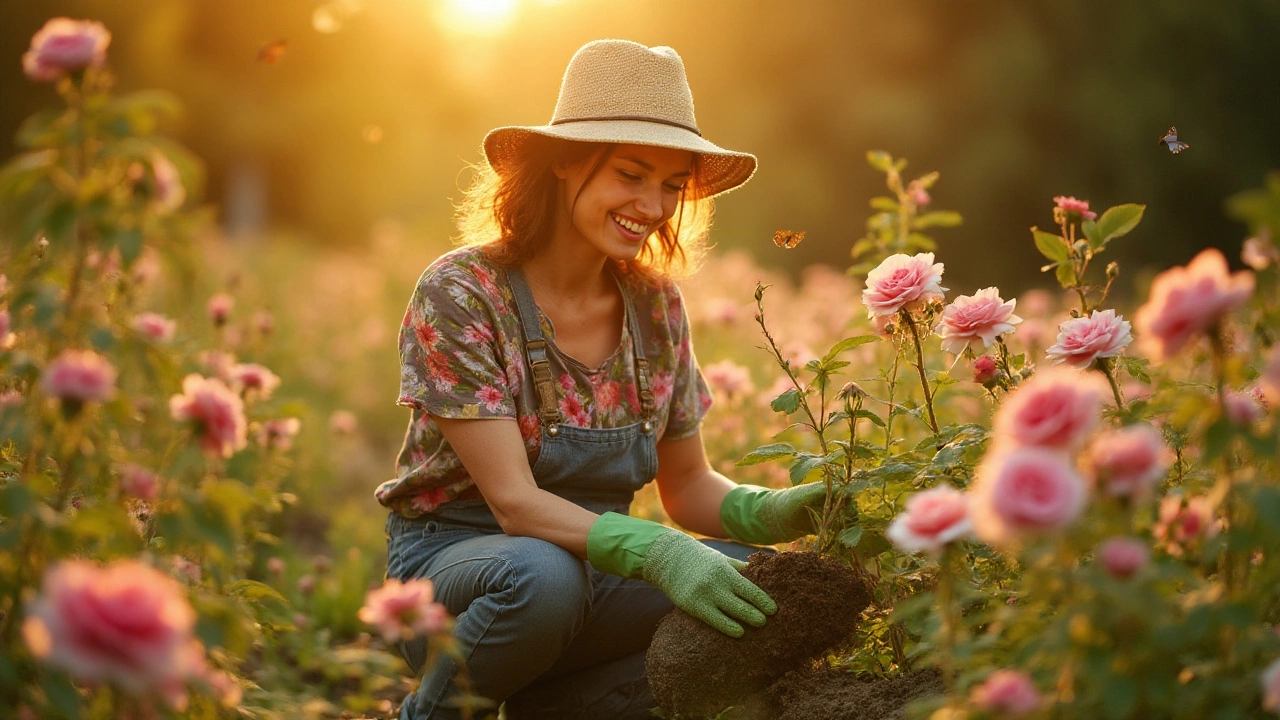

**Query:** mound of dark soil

left=645, top=551, right=873, bottom=719
left=740, top=665, right=945, bottom=720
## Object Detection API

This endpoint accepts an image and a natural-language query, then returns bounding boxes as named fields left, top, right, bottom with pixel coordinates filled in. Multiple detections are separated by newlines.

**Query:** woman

left=378, top=39, right=832, bottom=720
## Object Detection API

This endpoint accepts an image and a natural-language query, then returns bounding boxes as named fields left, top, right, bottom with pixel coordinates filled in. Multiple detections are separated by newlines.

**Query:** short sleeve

left=396, top=263, right=516, bottom=419
left=661, top=282, right=713, bottom=440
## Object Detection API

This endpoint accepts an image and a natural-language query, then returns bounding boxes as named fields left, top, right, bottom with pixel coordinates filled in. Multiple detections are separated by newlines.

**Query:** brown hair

left=454, top=135, right=714, bottom=281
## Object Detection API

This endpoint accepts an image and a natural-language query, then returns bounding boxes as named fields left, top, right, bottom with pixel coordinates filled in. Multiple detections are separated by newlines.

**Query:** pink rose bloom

left=149, top=153, right=185, bottom=215
left=132, top=312, right=176, bottom=343
left=970, top=670, right=1042, bottom=716
left=207, top=293, right=234, bottom=326
left=230, top=363, right=281, bottom=399
left=358, top=578, right=450, bottom=643
left=329, top=409, right=358, bottom=434
left=1262, top=657, right=1280, bottom=714
left=993, top=367, right=1106, bottom=451
left=703, top=359, right=754, bottom=401
left=1053, top=195, right=1097, bottom=221
left=1224, top=390, right=1264, bottom=426
left=935, top=288, right=1022, bottom=355
left=118, top=463, right=160, bottom=501
left=198, top=349, right=236, bottom=380
left=297, top=575, right=316, bottom=596
left=22, top=18, right=111, bottom=82
left=1017, top=289, right=1054, bottom=318
left=1045, top=309, right=1132, bottom=369
left=872, top=313, right=897, bottom=338
left=970, top=447, right=1088, bottom=547
left=973, top=355, right=998, bottom=385
left=886, top=485, right=973, bottom=555
left=1261, top=347, right=1280, bottom=407
left=169, top=374, right=247, bottom=458
left=42, top=349, right=117, bottom=404
left=267, top=557, right=285, bottom=575
left=1154, top=495, right=1218, bottom=557
left=1097, top=536, right=1149, bottom=579
left=1134, top=248, right=1255, bottom=362
left=1242, top=234, right=1277, bottom=271
left=22, top=560, right=204, bottom=700
left=1087, top=424, right=1172, bottom=500
left=907, top=180, right=931, bottom=207
left=258, top=417, right=301, bottom=450
left=861, top=252, right=947, bottom=318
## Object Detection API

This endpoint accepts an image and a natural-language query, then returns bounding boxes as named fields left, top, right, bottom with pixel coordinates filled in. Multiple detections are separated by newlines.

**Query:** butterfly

left=257, top=39, right=289, bottom=65
left=1157, top=126, right=1189, bottom=154
left=772, top=230, right=805, bottom=249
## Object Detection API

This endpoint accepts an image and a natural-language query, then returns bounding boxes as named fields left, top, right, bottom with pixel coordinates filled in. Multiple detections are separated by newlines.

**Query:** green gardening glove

left=586, top=512, right=776, bottom=638
left=718, top=482, right=831, bottom=545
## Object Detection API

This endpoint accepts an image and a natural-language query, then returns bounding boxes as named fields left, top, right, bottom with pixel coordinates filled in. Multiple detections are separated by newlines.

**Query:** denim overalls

left=385, top=266, right=755, bottom=720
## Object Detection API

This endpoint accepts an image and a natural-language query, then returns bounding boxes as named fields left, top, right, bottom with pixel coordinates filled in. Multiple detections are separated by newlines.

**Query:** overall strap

left=506, top=267, right=563, bottom=428
left=616, top=275, right=657, bottom=420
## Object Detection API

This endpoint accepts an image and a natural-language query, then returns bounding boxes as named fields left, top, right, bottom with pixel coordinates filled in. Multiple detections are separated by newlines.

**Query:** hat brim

left=483, top=120, right=756, bottom=199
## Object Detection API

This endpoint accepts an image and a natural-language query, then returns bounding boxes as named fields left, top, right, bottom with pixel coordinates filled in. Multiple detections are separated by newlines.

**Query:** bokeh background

left=2, top=0, right=1278, bottom=582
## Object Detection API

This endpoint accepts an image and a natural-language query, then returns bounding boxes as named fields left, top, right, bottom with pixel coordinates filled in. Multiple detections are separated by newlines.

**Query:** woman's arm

left=431, top=415, right=598, bottom=557
left=653, top=428, right=739, bottom=538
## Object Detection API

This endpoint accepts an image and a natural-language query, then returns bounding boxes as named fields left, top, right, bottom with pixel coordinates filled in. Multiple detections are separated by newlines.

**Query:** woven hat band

left=551, top=115, right=702, bottom=137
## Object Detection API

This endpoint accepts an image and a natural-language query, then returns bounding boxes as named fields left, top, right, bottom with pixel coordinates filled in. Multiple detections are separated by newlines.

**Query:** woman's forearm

left=657, top=467, right=737, bottom=538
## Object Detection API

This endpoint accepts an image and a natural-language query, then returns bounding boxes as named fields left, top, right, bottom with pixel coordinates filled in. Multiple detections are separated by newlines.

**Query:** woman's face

left=554, top=143, right=693, bottom=262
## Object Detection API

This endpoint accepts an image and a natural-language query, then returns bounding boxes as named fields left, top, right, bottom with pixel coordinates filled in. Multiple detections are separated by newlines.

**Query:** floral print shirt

left=376, top=246, right=713, bottom=519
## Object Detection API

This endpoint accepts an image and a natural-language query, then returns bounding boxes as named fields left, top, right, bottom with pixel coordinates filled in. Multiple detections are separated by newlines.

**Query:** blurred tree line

left=2, top=0, right=1277, bottom=297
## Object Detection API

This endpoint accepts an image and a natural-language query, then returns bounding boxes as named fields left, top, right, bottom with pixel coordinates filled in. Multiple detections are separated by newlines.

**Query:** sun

left=434, top=0, right=521, bottom=35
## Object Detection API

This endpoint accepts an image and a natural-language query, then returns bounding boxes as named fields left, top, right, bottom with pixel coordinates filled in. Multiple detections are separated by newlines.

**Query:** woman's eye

left=664, top=183, right=686, bottom=193
left=616, top=169, right=641, bottom=182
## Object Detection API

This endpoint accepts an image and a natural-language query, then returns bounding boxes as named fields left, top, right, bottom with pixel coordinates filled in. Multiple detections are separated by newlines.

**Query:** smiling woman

left=432, top=0, right=520, bottom=35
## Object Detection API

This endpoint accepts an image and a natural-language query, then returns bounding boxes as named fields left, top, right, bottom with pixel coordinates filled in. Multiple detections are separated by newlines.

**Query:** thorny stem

left=1097, top=357, right=1127, bottom=413
left=900, top=310, right=939, bottom=434
left=884, top=347, right=901, bottom=452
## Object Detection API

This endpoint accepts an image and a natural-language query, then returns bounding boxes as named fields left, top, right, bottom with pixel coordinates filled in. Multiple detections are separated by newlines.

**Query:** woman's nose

left=633, top=184, right=663, bottom=220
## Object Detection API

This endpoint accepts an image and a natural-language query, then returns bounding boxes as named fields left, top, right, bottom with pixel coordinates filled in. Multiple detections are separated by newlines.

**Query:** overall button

left=641, top=421, right=652, bottom=434
left=547, top=425, right=560, bottom=437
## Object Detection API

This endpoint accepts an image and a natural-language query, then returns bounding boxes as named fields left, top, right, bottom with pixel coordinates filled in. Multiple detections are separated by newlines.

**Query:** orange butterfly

left=257, top=39, right=289, bottom=65
left=772, top=230, right=805, bottom=249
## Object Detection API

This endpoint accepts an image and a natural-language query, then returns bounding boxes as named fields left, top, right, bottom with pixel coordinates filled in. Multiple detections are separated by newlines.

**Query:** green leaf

left=1101, top=674, right=1138, bottom=720
left=1055, top=260, right=1077, bottom=287
left=789, top=455, right=828, bottom=485
left=737, top=443, right=797, bottom=467
left=869, top=196, right=899, bottom=212
left=821, top=335, right=879, bottom=364
left=1094, top=204, right=1146, bottom=246
left=839, top=522, right=863, bottom=548
left=1032, top=229, right=1069, bottom=263
left=853, top=409, right=886, bottom=428
left=43, top=671, right=82, bottom=719
left=1082, top=218, right=1103, bottom=249
left=227, top=579, right=289, bottom=607
left=912, top=211, right=962, bottom=229
left=1118, top=356, right=1151, bottom=383
left=905, top=233, right=937, bottom=251
left=770, top=388, right=801, bottom=414
left=866, top=151, right=893, bottom=172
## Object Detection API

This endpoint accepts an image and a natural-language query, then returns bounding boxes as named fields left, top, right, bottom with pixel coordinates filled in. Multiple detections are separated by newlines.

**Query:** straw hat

left=483, top=39, right=757, bottom=199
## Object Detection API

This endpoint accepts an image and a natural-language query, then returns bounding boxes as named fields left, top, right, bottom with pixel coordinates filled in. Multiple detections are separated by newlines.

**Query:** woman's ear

left=551, top=160, right=571, bottom=180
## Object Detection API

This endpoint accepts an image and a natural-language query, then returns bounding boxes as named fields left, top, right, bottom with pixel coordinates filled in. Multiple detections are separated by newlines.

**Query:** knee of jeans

left=501, top=539, right=591, bottom=624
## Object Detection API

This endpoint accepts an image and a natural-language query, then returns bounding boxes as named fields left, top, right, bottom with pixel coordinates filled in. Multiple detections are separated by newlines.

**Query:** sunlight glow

left=434, top=0, right=520, bottom=36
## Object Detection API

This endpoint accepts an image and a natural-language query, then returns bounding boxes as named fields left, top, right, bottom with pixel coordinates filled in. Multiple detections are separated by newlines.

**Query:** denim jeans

left=386, top=509, right=764, bottom=719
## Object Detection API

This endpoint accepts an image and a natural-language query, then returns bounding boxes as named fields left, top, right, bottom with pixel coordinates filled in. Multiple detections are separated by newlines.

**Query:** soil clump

left=645, top=550, right=873, bottom=719
left=737, top=665, right=945, bottom=720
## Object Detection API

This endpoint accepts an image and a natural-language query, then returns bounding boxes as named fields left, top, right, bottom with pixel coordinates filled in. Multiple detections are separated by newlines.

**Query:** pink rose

left=861, top=252, right=947, bottom=318
left=907, top=180, right=931, bottom=207
left=42, top=349, right=117, bottom=404
left=132, top=312, right=176, bottom=343
left=970, top=670, right=1042, bottom=716
left=973, top=355, right=998, bottom=385
left=993, top=367, right=1106, bottom=451
left=357, top=578, right=450, bottom=643
left=1262, top=657, right=1280, bottom=714
left=703, top=359, right=754, bottom=401
left=971, top=447, right=1088, bottom=547
left=1017, top=289, right=1054, bottom=318
left=1134, top=248, right=1255, bottom=362
left=1261, top=347, right=1280, bottom=407
left=1053, top=195, right=1097, bottom=221
left=22, top=560, right=204, bottom=703
left=1087, top=424, right=1172, bottom=500
left=257, top=417, right=301, bottom=450
left=1045, top=309, right=1132, bottom=369
left=118, top=463, right=160, bottom=501
left=198, top=349, right=236, bottom=380
left=297, top=575, right=316, bottom=596
left=267, top=557, right=285, bottom=575
left=935, top=287, right=1022, bottom=355
left=886, top=485, right=973, bottom=555
left=1224, top=390, right=1264, bottom=426
left=149, top=153, right=186, bottom=215
left=1097, top=536, right=1149, bottom=579
left=230, top=363, right=281, bottom=400
left=1242, top=233, right=1277, bottom=271
left=22, top=18, right=111, bottom=82
left=1154, top=495, right=1218, bottom=557
left=207, top=293, right=234, bottom=326
left=169, top=374, right=247, bottom=458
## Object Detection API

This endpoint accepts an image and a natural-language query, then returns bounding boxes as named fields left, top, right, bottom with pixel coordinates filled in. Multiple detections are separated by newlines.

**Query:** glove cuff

left=586, top=512, right=671, bottom=579
left=719, top=485, right=788, bottom=545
